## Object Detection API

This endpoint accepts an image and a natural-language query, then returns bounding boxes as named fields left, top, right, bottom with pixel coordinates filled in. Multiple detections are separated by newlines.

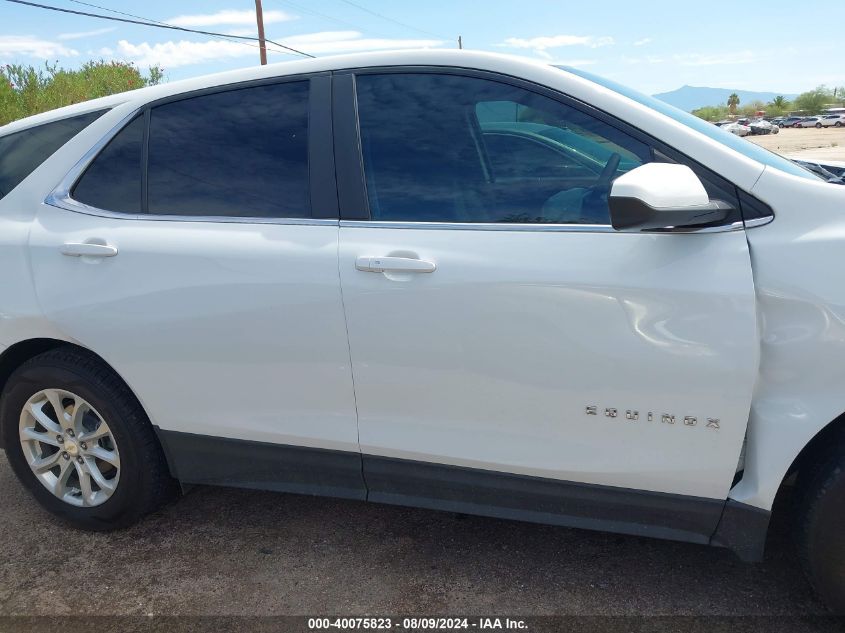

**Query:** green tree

left=692, top=104, right=729, bottom=121
left=727, top=92, right=740, bottom=115
left=794, top=85, right=833, bottom=115
left=770, top=95, right=788, bottom=109
left=767, top=95, right=791, bottom=117
left=0, top=60, right=165, bottom=126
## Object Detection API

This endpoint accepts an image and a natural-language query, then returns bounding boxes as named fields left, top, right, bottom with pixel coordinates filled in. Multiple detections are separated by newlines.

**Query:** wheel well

left=782, top=412, right=845, bottom=488
left=0, top=339, right=148, bottom=450
left=0, top=338, right=67, bottom=398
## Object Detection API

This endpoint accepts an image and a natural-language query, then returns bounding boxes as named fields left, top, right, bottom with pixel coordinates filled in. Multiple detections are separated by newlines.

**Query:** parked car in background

left=821, top=114, right=845, bottom=127
left=793, top=159, right=845, bottom=183
left=749, top=120, right=779, bottom=135
left=780, top=116, right=804, bottom=128
left=722, top=121, right=751, bottom=136
left=770, top=117, right=786, bottom=127
left=795, top=117, right=823, bottom=128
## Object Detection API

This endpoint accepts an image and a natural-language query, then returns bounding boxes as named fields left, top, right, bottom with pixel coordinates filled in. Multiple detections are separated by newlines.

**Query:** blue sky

left=1, top=0, right=841, bottom=95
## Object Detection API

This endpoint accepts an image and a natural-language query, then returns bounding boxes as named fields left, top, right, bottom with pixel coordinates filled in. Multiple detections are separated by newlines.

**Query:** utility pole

left=255, top=0, right=268, bottom=65
left=458, top=35, right=463, bottom=50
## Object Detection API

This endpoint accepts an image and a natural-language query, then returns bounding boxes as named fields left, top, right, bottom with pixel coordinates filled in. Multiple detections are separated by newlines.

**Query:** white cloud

left=279, top=31, right=442, bottom=54
left=116, top=39, right=252, bottom=68
left=116, top=32, right=443, bottom=68
left=166, top=9, right=295, bottom=28
left=674, top=51, right=761, bottom=66
left=623, top=55, right=664, bottom=65
left=0, top=35, right=78, bottom=59
left=633, top=37, right=652, bottom=46
left=224, top=28, right=257, bottom=37
left=502, top=35, right=614, bottom=51
left=58, top=27, right=116, bottom=41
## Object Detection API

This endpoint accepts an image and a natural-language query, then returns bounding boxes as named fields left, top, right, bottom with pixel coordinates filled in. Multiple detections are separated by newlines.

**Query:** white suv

left=2, top=50, right=845, bottom=612
left=821, top=114, right=845, bottom=127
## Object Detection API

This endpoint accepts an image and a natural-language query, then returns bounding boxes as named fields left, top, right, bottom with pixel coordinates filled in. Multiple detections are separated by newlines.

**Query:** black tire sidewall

left=797, top=449, right=845, bottom=614
left=2, top=361, right=152, bottom=530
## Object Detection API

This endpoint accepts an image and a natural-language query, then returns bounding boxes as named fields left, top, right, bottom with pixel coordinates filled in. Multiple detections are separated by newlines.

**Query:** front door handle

left=61, top=242, right=118, bottom=258
left=355, top=256, right=436, bottom=273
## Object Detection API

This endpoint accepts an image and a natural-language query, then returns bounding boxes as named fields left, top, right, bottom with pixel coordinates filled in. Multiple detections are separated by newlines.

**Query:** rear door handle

left=355, top=256, right=436, bottom=273
left=61, top=242, right=118, bottom=258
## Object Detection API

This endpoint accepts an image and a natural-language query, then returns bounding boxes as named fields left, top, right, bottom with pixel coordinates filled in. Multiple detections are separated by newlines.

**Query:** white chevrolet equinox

left=2, top=50, right=845, bottom=611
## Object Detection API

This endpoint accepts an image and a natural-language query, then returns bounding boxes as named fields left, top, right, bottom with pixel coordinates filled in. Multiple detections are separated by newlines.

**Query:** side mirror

left=608, top=163, right=732, bottom=231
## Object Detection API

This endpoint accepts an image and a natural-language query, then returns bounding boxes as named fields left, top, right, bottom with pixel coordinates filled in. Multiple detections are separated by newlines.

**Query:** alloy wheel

left=18, top=389, right=121, bottom=507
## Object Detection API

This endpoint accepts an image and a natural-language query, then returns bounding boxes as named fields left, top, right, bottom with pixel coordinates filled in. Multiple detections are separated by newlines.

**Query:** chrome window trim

left=340, top=220, right=745, bottom=234
left=45, top=105, right=332, bottom=227
left=744, top=216, right=775, bottom=229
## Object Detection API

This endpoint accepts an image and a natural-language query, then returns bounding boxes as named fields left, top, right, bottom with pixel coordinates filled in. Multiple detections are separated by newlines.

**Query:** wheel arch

left=782, top=411, right=845, bottom=486
left=0, top=338, right=153, bottom=450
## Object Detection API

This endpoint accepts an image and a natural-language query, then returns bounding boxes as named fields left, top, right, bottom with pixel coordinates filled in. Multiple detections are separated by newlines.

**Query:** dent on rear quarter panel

left=730, top=167, right=845, bottom=511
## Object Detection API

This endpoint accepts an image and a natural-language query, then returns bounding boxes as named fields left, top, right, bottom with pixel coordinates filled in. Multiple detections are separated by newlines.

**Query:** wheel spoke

left=70, top=400, right=90, bottom=433
left=20, top=426, right=61, bottom=448
left=86, top=446, right=120, bottom=469
left=83, top=456, right=116, bottom=493
left=45, top=391, right=70, bottom=430
left=27, top=400, right=62, bottom=435
left=75, top=463, right=96, bottom=506
left=78, top=424, right=110, bottom=444
left=31, top=451, right=62, bottom=474
left=52, top=458, right=74, bottom=497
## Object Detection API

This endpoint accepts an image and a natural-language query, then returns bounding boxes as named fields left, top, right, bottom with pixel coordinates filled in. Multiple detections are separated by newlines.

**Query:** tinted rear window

left=0, top=111, right=105, bottom=199
left=147, top=81, right=310, bottom=217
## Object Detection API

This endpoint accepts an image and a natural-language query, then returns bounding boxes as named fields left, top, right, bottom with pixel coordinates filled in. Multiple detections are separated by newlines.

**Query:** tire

left=1, top=347, right=176, bottom=530
left=816, top=123, right=823, bottom=129
left=795, top=444, right=845, bottom=613
left=836, top=122, right=842, bottom=127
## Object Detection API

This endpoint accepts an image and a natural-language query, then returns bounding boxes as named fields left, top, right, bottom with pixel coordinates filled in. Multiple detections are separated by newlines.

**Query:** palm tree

left=770, top=95, right=788, bottom=110
left=727, top=93, right=740, bottom=115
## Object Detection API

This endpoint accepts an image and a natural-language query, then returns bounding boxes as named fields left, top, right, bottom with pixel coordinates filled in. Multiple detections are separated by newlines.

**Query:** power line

left=4, top=0, right=315, bottom=58
left=269, top=0, right=393, bottom=39
left=67, top=0, right=287, bottom=58
left=333, top=0, right=448, bottom=41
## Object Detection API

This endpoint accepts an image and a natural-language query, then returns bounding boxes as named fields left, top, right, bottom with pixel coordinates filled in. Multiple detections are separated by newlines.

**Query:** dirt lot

left=0, top=456, right=840, bottom=632
left=747, top=125, right=845, bottom=161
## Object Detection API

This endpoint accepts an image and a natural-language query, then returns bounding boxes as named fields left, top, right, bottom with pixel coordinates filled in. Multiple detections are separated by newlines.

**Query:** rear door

left=334, top=69, right=759, bottom=540
left=28, top=75, right=364, bottom=498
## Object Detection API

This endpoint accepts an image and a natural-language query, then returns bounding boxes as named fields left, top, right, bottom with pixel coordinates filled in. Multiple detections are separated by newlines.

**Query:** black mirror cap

left=609, top=196, right=733, bottom=231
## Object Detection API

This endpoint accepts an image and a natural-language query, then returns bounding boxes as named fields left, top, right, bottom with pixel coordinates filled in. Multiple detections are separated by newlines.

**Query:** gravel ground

left=746, top=126, right=845, bottom=161
left=0, top=455, right=840, bottom=632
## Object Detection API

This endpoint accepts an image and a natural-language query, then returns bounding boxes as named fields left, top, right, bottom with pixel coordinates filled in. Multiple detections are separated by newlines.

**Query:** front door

left=336, top=70, right=758, bottom=536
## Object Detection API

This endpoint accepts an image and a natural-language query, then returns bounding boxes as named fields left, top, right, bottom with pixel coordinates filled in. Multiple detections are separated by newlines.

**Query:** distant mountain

left=653, top=85, right=799, bottom=112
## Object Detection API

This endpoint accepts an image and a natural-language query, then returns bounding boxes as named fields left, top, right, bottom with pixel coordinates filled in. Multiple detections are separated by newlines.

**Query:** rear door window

left=147, top=81, right=310, bottom=218
left=69, top=81, right=312, bottom=219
